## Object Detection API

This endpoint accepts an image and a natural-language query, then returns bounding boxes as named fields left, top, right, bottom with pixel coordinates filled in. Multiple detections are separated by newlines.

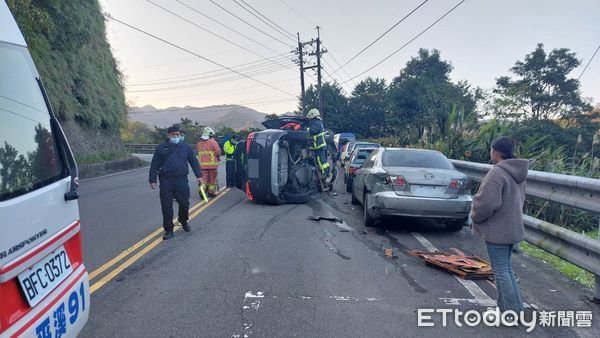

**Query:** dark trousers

left=226, top=159, right=235, bottom=186
left=159, top=175, right=190, bottom=232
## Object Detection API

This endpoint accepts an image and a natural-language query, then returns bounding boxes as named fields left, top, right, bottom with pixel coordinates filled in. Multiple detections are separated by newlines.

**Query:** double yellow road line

left=89, top=188, right=231, bottom=293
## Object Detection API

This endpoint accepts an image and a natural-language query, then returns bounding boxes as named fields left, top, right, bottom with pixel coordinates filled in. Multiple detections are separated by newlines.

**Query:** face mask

left=180, top=135, right=185, bottom=142
left=169, top=136, right=181, bottom=144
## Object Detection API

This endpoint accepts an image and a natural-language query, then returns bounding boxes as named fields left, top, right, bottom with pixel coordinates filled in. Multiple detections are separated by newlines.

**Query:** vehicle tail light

left=246, top=132, right=255, bottom=154
left=450, top=179, right=460, bottom=189
left=387, top=175, right=408, bottom=191
left=450, top=179, right=471, bottom=190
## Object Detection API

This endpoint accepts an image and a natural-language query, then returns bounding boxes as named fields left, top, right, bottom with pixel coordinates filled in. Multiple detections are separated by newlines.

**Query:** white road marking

left=410, top=232, right=495, bottom=303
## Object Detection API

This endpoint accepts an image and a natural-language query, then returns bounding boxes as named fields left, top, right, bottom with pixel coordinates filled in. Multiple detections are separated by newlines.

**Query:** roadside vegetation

left=7, top=0, right=127, bottom=129
left=121, top=118, right=260, bottom=145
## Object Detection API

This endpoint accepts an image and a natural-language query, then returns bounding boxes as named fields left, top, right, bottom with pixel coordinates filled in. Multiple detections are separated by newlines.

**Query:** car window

left=0, top=43, right=68, bottom=201
left=361, top=150, right=378, bottom=168
left=352, top=149, right=374, bottom=165
left=382, top=150, right=454, bottom=170
left=353, top=143, right=380, bottom=150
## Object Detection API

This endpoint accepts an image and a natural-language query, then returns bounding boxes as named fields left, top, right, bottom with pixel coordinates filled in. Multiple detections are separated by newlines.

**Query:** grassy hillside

left=8, top=0, right=126, bottom=128
left=7, top=0, right=127, bottom=157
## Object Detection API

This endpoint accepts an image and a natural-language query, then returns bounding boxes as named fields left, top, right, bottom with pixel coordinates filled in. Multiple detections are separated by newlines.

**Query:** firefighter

left=306, top=108, right=330, bottom=181
left=196, top=127, right=221, bottom=197
left=149, top=125, right=202, bottom=240
left=223, top=135, right=237, bottom=187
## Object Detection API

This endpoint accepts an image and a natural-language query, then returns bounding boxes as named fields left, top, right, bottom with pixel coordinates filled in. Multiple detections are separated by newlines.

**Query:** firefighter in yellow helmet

left=306, top=108, right=330, bottom=179
left=196, top=127, right=221, bottom=196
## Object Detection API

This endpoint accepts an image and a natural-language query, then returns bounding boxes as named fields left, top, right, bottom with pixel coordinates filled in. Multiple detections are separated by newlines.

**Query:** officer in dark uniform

left=149, top=125, right=202, bottom=240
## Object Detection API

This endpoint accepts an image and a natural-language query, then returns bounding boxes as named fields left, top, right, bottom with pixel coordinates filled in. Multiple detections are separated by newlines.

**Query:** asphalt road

left=78, top=161, right=599, bottom=337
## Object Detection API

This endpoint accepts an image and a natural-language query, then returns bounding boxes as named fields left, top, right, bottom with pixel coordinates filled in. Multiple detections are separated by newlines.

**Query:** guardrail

left=450, top=159, right=600, bottom=300
left=124, top=143, right=156, bottom=154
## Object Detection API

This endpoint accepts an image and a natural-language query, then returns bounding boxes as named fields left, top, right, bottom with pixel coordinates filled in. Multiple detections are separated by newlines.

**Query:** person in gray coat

left=471, top=136, right=528, bottom=314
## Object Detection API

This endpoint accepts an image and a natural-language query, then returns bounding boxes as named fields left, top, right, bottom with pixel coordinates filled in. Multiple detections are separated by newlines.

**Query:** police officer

left=149, top=125, right=202, bottom=240
left=306, top=108, right=330, bottom=181
left=223, top=135, right=237, bottom=187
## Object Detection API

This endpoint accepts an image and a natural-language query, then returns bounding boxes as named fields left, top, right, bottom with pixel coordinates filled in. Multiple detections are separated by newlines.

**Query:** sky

left=99, top=0, right=600, bottom=115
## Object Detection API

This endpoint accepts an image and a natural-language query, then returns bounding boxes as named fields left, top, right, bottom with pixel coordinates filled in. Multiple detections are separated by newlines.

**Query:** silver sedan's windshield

left=382, top=150, right=454, bottom=170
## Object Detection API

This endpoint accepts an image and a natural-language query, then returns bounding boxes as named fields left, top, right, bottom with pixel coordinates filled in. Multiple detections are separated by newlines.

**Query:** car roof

left=0, top=2, right=27, bottom=47
left=382, top=147, right=445, bottom=155
left=354, top=147, right=377, bottom=152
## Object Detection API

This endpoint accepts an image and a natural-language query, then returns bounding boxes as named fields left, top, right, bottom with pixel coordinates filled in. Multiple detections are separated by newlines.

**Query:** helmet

left=202, top=127, right=215, bottom=139
left=307, top=108, right=321, bottom=119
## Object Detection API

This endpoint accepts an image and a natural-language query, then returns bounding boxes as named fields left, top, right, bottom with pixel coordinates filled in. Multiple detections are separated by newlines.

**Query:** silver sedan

left=351, top=148, right=472, bottom=230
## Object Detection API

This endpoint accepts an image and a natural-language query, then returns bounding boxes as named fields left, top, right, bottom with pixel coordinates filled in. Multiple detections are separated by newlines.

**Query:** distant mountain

left=127, top=104, right=267, bottom=130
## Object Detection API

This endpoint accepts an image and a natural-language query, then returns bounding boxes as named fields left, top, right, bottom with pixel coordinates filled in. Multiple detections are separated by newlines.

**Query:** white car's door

left=354, top=150, right=378, bottom=203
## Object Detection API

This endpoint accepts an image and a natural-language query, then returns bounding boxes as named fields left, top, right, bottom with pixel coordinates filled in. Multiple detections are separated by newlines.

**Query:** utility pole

left=294, top=28, right=327, bottom=117
left=316, top=26, right=323, bottom=114
left=297, top=33, right=306, bottom=116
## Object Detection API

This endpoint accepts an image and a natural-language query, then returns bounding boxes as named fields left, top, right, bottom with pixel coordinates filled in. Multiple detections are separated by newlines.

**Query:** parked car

left=340, top=142, right=352, bottom=167
left=234, top=116, right=336, bottom=204
left=344, top=148, right=377, bottom=192
left=342, top=142, right=381, bottom=168
left=351, top=148, right=472, bottom=231
left=334, top=132, right=356, bottom=152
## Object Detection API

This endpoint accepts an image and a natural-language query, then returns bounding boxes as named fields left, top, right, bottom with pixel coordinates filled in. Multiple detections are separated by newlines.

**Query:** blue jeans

left=486, top=242, right=524, bottom=313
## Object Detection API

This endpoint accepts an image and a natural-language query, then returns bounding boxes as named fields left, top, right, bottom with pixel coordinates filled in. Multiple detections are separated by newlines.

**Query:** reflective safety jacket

left=223, top=139, right=237, bottom=160
left=196, top=138, right=221, bottom=170
left=307, top=118, right=327, bottom=150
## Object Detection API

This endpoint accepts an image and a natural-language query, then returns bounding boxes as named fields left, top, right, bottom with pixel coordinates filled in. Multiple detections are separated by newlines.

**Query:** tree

left=299, top=82, right=350, bottom=132
left=264, top=113, right=279, bottom=121
left=348, top=77, right=388, bottom=138
left=494, top=43, right=592, bottom=121
left=387, top=49, right=478, bottom=144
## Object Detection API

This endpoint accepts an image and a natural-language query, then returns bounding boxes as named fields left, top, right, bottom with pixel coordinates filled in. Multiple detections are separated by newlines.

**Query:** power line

left=578, top=44, right=600, bottom=81
left=127, top=65, right=290, bottom=93
left=277, top=0, right=315, bottom=27
left=143, top=78, right=299, bottom=103
left=233, top=0, right=296, bottom=42
left=128, top=55, right=291, bottom=86
left=319, top=33, right=358, bottom=88
left=207, top=0, right=294, bottom=48
left=331, top=0, right=429, bottom=77
left=144, top=0, right=295, bottom=73
left=342, top=0, right=467, bottom=84
left=103, top=13, right=296, bottom=97
left=175, top=0, right=287, bottom=57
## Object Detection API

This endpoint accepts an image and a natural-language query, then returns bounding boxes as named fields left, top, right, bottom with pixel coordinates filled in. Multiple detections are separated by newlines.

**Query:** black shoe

left=162, top=231, right=174, bottom=240
left=181, top=221, right=190, bottom=232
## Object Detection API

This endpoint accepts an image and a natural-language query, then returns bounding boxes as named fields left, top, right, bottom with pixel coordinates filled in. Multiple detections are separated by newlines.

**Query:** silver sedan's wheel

left=363, top=192, right=376, bottom=227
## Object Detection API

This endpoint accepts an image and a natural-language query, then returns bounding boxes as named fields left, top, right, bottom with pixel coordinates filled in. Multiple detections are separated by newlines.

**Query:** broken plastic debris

left=407, top=250, right=493, bottom=280
left=384, top=248, right=393, bottom=257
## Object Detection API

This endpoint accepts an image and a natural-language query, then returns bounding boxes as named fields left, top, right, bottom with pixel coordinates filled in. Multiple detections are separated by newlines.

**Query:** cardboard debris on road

left=407, top=250, right=494, bottom=280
